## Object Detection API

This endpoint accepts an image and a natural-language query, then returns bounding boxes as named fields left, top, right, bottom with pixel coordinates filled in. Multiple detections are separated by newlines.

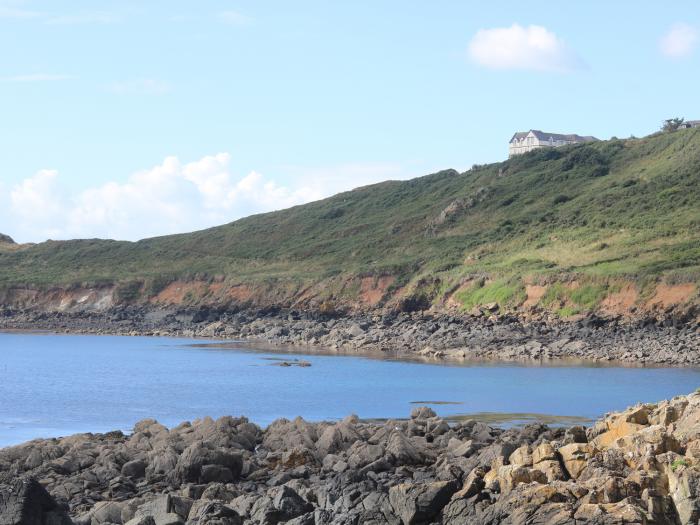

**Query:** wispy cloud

left=45, top=11, right=119, bottom=25
left=468, top=24, right=585, bottom=73
left=0, top=5, right=43, bottom=19
left=219, top=10, right=252, bottom=26
left=0, top=73, right=74, bottom=82
left=107, top=78, right=171, bottom=95
left=659, top=23, right=698, bottom=59
left=0, top=2, right=118, bottom=25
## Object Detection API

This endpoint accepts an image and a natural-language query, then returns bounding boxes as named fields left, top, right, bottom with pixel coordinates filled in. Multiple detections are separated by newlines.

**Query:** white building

left=509, top=130, right=598, bottom=157
left=679, top=120, right=700, bottom=129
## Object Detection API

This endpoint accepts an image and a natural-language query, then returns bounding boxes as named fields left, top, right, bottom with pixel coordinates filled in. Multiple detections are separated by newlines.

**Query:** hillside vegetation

left=1, top=129, right=699, bottom=316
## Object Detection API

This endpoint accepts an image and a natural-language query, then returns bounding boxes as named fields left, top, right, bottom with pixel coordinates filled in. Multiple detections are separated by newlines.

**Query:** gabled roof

left=509, top=130, right=599, bottom=143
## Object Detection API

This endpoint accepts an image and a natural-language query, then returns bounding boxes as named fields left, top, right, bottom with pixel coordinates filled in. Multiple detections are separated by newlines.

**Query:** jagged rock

left=532, top=442, right=557, bottom=464
left=496, top=465, right=548, bottom=495
left=410, top=407, right=436, bottom=420
left=0, top=478, right=72, bottom=525
left=271, top=486, right=313, bottom=521
left=2, top=392, right=700, bottom=525
left=533, top=460, right=567, bottom=482
left=508, top=445, right=533, bottom=467
left=667, top=465, right=700, bottom=524
left=452, top=467, right=485, bottom=499
left=389, top=480, right=458, bottom=524
left=386, top=431, right=427, bottom=465
left=133, top=495, right=192, bottom=525
left=186, top=501, right=241, bottom=525
left=573, top=499, right=649, bottom=524
left=558, top=443, right=594, bottom=479
left=121, top=459, right=146, bottom=479
left=172, top=444, right=242, bottom=485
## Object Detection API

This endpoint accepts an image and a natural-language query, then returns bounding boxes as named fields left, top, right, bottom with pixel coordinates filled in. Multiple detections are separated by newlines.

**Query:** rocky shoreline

left=2, top=392, right=700, bottom=524
left=1, top=306, right=699, bottom=365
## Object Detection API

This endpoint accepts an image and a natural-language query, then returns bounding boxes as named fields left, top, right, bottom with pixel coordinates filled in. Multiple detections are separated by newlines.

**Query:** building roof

left=509, top=129, right=599, bottom=143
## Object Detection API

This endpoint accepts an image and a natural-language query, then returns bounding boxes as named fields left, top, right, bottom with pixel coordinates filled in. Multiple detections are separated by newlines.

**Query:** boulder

left=558, top=443, right=593, bottom=479
left=508, top=445, right=533, bottom=467
left=496, top=465, right=547, bottom=495
left=386, top=431, right=426, bottom=465
left=133, top=495, right=192, bottom=525
left=452, top=467, right=485, bottom=499
left=0, top=478, right=72, bottom=525
left=573, top=498, right=649, bottom=524
left=410, top=407, right=437, bottom=420
left=121, top=459, right=146, bottom=479
left=532, top=442, right=557, bottom=464
left=667, top=465, right=700, bottom=524
left=533, top=459, right=567, bottom=482
left=172, top=444, right=242, bottom=484
left=186, top=501, right=241, bottom=525
left=346, top=442, right=384, bottom=469
left=389, top=481, right=458, bottom=524
left=271, top=486, right=313, bottom=521
left=593, top=420, right=646, bottom=449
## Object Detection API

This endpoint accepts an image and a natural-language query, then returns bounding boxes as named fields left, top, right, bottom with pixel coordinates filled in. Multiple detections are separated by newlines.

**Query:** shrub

left=114, top=280, right=143, bottom=303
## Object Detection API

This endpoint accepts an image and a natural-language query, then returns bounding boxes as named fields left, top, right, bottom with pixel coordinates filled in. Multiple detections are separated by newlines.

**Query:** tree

left=662, top=117, right=685, bottom=132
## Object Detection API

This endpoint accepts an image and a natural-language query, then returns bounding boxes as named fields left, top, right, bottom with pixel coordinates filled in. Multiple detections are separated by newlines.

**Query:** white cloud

left=659, top=23, right=698, bottom=59
left=0, top=154, right=405, bottom=243
left=219, top=10, right=252, bottom=25
left=468, top=24, right=583, bottom=72
left=107, top=78, right=171, bottom=95
left=0, top=73, right=74, bottom=82
left=9, top=170, right=67, bottom=239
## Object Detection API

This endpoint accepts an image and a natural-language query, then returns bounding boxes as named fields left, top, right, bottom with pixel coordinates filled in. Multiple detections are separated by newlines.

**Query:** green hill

left=1, top=129, right=699, bottom=316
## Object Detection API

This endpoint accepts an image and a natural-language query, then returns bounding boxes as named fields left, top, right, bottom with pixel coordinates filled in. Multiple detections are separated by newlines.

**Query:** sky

left=0, top=1, right=698, bottom=243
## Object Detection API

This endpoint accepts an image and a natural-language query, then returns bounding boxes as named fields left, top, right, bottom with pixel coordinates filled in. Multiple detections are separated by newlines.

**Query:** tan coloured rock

left=533, top=459, right=567, bottom=482
left=558, top=443, right=593, bottom=479
left=686, top=440, right=700, bottom=460
left=496, top=465, right=547, bottom=495
left=532, top=442, right=557, bottom=464
left=573, top=498, right=649, bottom=523
left=624, top=405, right=651, bottom=425
left=452, top=467, right=485, bottom=499
left=508, top=444, right=533, bottom=467
left=593, top=420, right=646, bottom=449
left=667, top=464, right=700, bottom=524
left=673, top=393, right=700, bottom=442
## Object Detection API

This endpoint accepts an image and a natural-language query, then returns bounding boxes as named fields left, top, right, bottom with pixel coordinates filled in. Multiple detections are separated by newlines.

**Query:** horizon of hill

left=1, top=128, right=699, bottom=320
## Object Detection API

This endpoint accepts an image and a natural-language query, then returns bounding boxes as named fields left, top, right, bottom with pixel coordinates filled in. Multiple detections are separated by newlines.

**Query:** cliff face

left=1, top=130, right=699, bottom=322
left=0, top=276, right=696, bottom=326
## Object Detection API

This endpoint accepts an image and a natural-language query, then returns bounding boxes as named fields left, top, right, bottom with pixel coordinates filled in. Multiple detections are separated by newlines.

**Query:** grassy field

left=1, top=128, right=699, bottom=311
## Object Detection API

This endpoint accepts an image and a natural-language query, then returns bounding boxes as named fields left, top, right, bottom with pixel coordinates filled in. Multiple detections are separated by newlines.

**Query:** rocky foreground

left=2, top=307, right=699, bottom=365
left=2, top=393, right=700, bottom=525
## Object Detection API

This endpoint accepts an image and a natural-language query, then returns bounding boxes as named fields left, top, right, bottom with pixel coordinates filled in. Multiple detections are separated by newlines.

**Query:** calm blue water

left=1, top=332, right=699, bottom=447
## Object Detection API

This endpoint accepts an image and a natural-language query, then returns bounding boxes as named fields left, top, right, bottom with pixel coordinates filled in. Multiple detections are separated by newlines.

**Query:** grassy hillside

left=1, top=129, right=699, bottom=314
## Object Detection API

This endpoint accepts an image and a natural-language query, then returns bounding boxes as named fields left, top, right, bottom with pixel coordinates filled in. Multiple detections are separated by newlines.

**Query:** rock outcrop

left=2, top=308, right=699, bottom=366
left=1, top=393, right=700, bottom=524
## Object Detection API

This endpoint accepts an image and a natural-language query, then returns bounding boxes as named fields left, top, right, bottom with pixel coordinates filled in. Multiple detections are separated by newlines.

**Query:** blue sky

left=1, top=1, right=698, bottom=242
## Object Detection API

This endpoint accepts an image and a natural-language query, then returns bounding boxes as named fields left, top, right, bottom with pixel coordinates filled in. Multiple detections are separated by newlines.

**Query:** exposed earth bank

left=1, top=306, right=699, bottom=365
left=2, top=392, right=700, bottom=524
